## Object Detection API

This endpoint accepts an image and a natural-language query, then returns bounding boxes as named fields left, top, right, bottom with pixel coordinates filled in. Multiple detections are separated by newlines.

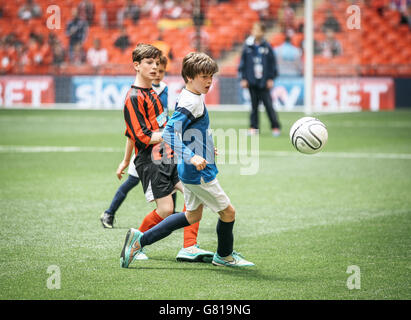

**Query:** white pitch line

left=0, top=146, right=123, bottom=153
left=1, top=145, right=411, bottom=160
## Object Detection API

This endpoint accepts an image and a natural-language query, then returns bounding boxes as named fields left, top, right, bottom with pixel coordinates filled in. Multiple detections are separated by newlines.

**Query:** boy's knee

left=156, top=206, right=174, bottom=219
left=220, top=205, right=235, bottom=222
left=186, top=210, right=202, bottom=224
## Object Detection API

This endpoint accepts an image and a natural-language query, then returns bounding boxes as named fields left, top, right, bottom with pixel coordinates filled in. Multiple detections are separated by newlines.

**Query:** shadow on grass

left=123, top=259, right=301, bottom=283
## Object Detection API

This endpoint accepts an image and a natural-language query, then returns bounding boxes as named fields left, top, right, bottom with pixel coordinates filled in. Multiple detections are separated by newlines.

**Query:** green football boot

left=120, top=228, right=143, bottom=268
left=176, top=244, right=214, bottom=262
left=212, top=251, right=255, bottom=267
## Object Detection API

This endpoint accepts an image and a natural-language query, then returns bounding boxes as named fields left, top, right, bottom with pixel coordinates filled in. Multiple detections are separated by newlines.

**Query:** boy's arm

left=162, top=110, right=195, bottom=163
left=163, top=110, right=208, bottom=171
left=116, top=137, right=134, bottom=180
left=238, top=45, right=247, bottom=79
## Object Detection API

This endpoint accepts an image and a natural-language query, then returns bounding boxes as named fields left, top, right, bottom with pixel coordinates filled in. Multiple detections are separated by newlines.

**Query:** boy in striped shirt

left=100, top=55, right=170, bottom=230
left=120, top=52, right=254, bottom=268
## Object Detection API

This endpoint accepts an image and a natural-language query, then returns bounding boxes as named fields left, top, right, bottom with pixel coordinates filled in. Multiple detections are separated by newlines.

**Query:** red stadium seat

left=1, top=0, right=410, bottom=78
left=270, top=33, right=285, bottom=47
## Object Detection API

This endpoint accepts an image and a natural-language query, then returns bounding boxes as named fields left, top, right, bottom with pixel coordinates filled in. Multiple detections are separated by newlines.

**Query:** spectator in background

left=24, top=34, right=52, bottom=71
left=322, top=10, right=341, bottom=33
left=390, top=0, right=411, bottom=12
left=114, top=27, right=131, bottom=52
left=142, top=0, right=163, bottom=20
left=0, top=39, right=17, bottom=74
left=87, top=38, right=108, bottom=68
left=274, top=34, right=302, bottom=76
left=152, top=34, right=174, bottom=64
left=118, top=0, right=141, bottom=26
left=4, top=33, right=23, bottom=50
left=18, top=0, right=42, bottom=21
left=249, top=0, right=270, bottom=23
left=189, top=28, right=210, bottom=53
left=279, top=0, right=296, bottom=35
left=238, top=22, right=281, bottom=137
left=71, top=43, right=86, bottom=65
left=400, top=5, right=411, bottom=29
left=2, top=33, right=22, bottom=73
left=372, top=0, right=389, bottom=16
left=100, top=0, right=119, bottom=29
left=164, top=0, right=192, bottom=19
left=66, top=8, right=88, bottom=61
left=78, top=0, right=95, bottom=26
left=48, top=33, right=65, bottom=66
left=320, top=29, right=342, bottom=58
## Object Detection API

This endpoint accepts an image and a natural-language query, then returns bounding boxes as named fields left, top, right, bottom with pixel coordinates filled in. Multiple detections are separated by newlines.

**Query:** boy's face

left=134, top=57, right=160, bottom=81
left=153, top=64, right=166, bottom=85
left=187, top=73, right=214, bottom=95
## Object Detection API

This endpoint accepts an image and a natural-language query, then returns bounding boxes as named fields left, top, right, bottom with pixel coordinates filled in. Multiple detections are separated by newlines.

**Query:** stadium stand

left=0, top=0, right=410, bottom=77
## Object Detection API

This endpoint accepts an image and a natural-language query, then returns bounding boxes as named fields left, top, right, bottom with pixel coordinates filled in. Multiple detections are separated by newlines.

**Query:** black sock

left=216, top=219, right=234, bottom=257
left=140, top=212, right=190, bottom=247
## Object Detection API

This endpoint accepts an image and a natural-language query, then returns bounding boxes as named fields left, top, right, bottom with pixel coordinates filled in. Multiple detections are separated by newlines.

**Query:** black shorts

left=136, top=162, right=179, bottom=202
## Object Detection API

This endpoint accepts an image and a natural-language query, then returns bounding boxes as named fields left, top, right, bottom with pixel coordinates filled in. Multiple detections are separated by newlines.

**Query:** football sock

left=183, top=222, right=199, bottom=248
left=138, top=210, right=163, bottom=232
left=216, top=219, right=235, bottom=257
left=106, top=175, right=140, bottom=215
left=140, top=212, right=190, bottom=247
left=105, top=188, right=126, bottom=216
left=180, top=203, right=198, bottom=248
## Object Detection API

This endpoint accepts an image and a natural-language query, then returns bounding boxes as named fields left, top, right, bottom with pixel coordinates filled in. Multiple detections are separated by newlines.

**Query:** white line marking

left=0, top=146, right=123, bottom=153
left=1, top=145, right=411, bottom=160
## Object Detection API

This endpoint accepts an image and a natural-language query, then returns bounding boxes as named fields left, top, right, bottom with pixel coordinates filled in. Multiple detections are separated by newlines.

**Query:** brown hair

left=159, top=55, right=168, bottom=68
left=181, top=52, right=218, bottom=83
left=253, top=22, right=266, bottom=33
left=132, top=43, right=162, bottom=63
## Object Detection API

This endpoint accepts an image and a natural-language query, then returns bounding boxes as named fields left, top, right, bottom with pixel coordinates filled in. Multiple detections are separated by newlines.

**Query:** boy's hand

left=149, top=131, right=164, bottom=145
left=116, top=160, right=130, bottom=180
left=240, top=79, right=248, bottom=88
left=190, top=155, right=207, bottom=171
left=266, top=79, right=274, bottom=89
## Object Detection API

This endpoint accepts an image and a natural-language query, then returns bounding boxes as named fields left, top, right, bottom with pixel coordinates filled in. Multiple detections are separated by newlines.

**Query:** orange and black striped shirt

left=123, top=85, right=173, bottom=166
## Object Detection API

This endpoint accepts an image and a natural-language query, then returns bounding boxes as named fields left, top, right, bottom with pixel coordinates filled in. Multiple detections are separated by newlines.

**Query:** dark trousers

left=248, top=86, right=281, bottom=130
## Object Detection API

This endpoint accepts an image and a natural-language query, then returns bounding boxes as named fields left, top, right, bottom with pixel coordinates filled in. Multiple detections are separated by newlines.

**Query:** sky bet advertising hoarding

left=0, top=76, right=55, bottom=107
left=240, top=77, right=394, bottom=112
left=72, top=76, right=394, bottom=111
left=0, top=76, right=394, bottom=111
left=71, top=75, right=219, bottom=109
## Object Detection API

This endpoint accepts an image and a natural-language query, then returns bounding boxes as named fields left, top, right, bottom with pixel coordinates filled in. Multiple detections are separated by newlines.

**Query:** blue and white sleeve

left=162, top=109, right=195, bottom=164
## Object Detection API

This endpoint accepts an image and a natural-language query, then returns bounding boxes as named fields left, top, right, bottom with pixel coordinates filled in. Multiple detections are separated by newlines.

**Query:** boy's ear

left=133, top=61, right=139, bottom=72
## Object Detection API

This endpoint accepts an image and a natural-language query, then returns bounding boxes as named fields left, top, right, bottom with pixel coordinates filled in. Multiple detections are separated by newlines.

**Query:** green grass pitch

left=0, top=109, right=410, bottom=300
